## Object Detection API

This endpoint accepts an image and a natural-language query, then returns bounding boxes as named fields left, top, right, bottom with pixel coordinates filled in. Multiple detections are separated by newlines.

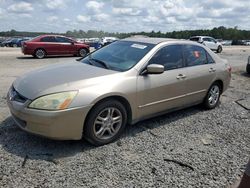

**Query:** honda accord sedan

left=7, top=38, right=231, bottom=146
left=22, top=35, right=89, bottom=59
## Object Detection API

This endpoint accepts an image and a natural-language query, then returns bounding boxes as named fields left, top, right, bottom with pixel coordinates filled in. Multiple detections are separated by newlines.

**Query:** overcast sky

left=0, top=0, right=250, bottom=33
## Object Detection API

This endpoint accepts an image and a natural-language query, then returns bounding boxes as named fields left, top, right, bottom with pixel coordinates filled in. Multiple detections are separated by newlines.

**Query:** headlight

left=29, top=91, right=78, bottom=110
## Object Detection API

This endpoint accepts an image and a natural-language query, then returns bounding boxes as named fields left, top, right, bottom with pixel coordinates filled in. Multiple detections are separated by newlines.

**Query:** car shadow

left=240, top=72, right=250, bottom=78
left=16, top=55, right=77, bottom=60
left=0, top=105, right=203, bottom=162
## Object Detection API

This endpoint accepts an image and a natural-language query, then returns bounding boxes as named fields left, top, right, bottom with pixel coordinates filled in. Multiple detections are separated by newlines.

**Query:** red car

left=22, top=35, right=90, bottom=59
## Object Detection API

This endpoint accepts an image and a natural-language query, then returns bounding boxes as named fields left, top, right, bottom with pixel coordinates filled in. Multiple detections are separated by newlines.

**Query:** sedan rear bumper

left=7, top=94, right=92, bottom=140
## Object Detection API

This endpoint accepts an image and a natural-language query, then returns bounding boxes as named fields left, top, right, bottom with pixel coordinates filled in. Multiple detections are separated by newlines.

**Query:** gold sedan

left=7, top=38, right=231, bottom=145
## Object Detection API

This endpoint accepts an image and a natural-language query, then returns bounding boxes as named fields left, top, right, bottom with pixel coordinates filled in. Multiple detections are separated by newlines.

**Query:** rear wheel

left=84, top=100, right=127, bottom=146
left=35, top=49, right=46, bottom=59
left=217, top=45, right=222, bottom=53
left=79, top=48, right=87, bottom=57
left=204, top=82, right=222, bottom=109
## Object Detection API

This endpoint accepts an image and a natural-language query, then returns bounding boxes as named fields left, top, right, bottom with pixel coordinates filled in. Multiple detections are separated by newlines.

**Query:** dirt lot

left=0, top=46, right=249, bottom=188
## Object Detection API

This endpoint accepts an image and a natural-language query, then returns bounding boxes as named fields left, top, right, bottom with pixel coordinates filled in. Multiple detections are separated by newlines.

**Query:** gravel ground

left=0, top=47, right=249, bottom=188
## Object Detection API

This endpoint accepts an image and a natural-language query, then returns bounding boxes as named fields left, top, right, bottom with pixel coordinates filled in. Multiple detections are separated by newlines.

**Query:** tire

left=13, top=44, right=18, bottom=48
left=78, top=48, right=87, bottom=57
left=35, top=49, right=46, bottom=59
left=84, top=100, right=127, bottom=146
left=204, top=82, right=222, bottom=109
left=217, top=45, right=222, bottom=53
left=247, top=56, right=250, bottom=74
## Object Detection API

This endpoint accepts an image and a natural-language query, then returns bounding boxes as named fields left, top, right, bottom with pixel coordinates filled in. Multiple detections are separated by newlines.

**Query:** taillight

left=227, top=65, right=232, bottom=73
left=22, top=42, right=27, bottom=48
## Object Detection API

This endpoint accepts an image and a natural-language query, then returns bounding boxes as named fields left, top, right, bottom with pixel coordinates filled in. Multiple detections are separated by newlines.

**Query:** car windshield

left=81, top=41, right=155, bottom=71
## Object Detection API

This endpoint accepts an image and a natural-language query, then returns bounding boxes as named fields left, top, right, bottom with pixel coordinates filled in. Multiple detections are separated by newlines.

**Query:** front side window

left=148, top=45, right=183, bottom=71
left=184, top=45, right=208, bottom=67
left=56, top=37, right=73, bottom=43
left=203, top=38, right=210, bottom=42
left=40, top=37, right=56, bottom=42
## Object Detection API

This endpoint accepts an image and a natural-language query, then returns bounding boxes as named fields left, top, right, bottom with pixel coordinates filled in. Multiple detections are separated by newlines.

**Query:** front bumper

left=7, top=92, right=92, bottom=140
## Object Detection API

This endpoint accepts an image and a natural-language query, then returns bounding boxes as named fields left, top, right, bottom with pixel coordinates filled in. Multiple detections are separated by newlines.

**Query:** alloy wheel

left=35, top=49, right=45, bottom=59
left=208, top=85, right=220, bottom=106
left=93, top=107, right=122, bottom=140
left=79, top=49, right=87, bottom=57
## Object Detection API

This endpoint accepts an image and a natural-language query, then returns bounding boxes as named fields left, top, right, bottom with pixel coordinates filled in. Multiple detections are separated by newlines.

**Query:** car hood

left=13, top=62, right=118, bottom=100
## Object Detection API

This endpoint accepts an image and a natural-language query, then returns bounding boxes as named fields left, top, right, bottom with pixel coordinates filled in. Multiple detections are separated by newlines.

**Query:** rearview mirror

left=144, top=64, right=164, bottom=74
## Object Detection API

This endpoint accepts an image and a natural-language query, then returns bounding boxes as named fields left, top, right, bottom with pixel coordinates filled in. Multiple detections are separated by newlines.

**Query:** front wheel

left=84, top=100, right=127, bottom=146
left=204, top=83, right=222, bottom=109
left=78, top=48, right=87, bottom=57
left=217, top=46, right=222, bottom=53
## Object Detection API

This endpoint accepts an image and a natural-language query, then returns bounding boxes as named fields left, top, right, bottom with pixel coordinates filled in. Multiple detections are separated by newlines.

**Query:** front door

left=55, top=36, right=76, bottom=54
left=136, top=44, right=189, bottom=118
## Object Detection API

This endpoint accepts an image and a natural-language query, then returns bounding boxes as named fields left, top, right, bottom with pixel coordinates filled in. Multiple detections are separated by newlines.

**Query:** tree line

left=1, top=26, right=250, bottom=40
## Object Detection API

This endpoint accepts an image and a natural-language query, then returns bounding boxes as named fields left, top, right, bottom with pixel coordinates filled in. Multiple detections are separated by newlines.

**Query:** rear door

left=183, top=44, right=217, bottom=104
left=137, top=44, right=189, bottom=118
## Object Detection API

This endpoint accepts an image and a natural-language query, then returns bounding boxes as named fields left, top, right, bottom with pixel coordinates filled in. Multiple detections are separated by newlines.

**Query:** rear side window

left=40, top=37, right=56, bottom=42
left=207, top=53, right=215, bottom=64
left=184, top=45, right=208, bottom=67
left=148, top=45, right=183, bottom=71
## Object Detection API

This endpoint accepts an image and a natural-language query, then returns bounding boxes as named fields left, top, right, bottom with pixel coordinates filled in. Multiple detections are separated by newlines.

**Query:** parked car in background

left=190, top=36, right=223, bottom=53
left=7, top=38, right=231, bottom=145
left=100, top=37, right=118, bottom=46
left=245, top=40, right=250, bottom=46
left=84, top=38, right=102, bottom=49
left=0, top=37, right=5, bottom=46
left=1, top=38, right=12, bottom=47
left=7, top=38, right=30, bottom=47
left=221, top=40, right=232, bottom=46
left=247, top=56, right=250, bottom=74
left=22, top=35, right=90, bottom=59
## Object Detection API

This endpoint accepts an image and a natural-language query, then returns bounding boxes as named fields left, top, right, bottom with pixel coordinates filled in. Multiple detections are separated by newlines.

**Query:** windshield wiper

left=89, top=58, right=110, bottom=69
left=76, top=57, right=84, bottom=61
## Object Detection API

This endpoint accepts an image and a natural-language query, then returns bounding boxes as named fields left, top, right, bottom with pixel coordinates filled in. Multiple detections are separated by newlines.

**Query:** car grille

left=9, top=86, right=28, bottom=103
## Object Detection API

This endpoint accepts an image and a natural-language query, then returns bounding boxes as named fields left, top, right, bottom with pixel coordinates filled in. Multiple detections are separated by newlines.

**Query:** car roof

left=190, top=36, right=213, bottom=38
left=39, top=35, right=69, bottom=38
left=122, top=37, right=184, bottom=44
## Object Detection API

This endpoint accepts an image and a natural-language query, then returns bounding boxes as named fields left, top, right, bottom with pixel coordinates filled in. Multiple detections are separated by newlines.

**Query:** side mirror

left=142, top=64, right=164, bottom=75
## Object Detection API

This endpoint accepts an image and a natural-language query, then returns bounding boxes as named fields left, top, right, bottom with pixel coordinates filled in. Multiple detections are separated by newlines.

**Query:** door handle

left=209, top=68, right=216, bottom=72
left=176, top=74, right=186, bottom=79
